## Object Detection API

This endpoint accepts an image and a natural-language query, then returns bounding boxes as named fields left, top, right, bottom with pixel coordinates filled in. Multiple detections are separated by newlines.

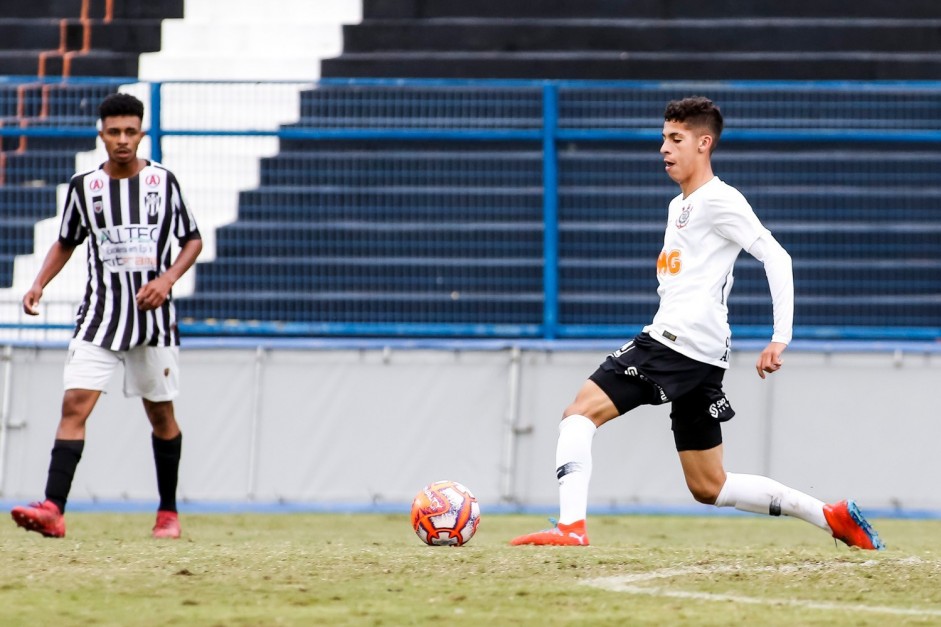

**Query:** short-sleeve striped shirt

left=59, top=161, right=201, bottom=351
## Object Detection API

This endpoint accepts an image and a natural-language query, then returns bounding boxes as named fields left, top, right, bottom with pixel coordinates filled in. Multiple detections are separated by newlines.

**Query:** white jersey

left=643, top=176, right=768, bottom=368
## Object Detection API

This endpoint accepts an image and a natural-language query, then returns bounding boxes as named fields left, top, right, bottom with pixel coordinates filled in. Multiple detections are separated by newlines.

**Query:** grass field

left=2, top=512, right=940, bottom=626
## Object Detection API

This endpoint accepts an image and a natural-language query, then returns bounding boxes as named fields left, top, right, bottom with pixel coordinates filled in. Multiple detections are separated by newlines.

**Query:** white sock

left=556, top=414, right=596, bottom=525
left=714, top=472, right=828, bottom=530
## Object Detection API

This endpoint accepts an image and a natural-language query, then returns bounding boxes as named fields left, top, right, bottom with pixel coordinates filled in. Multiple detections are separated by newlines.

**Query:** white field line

left=583, top=558, right=941, bottom=618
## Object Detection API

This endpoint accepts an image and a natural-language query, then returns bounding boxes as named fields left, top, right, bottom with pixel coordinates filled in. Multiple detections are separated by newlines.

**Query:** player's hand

left=136, top=276, right=172, bottom=311
left=23, top=285, right=43, bottom=315
left=755, top=341, right=787, bottom=379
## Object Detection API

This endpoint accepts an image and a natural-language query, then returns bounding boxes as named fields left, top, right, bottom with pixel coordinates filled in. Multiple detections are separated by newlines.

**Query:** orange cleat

left=152, top=510, right=181, bottom=539
left=823, top=500, right=885, bottom=550
left=510, top=519, right=589, bottom=546
left=11, top=500, right=65, bottom=538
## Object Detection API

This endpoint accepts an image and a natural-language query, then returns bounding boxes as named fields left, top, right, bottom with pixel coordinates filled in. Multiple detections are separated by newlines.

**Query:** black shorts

left=588, top=332, right=735, bottom=452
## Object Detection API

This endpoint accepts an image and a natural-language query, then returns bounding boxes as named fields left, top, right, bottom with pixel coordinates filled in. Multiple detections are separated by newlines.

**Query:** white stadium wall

left=1, top=342, right=938, bottom=513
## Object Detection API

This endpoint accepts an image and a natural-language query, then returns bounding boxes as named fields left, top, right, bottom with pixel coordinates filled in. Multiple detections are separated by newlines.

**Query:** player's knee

left=561, top=404, right=606, bottom=427
left=687, top=479, right=722, bottom=505
left=561, top=402, right=583, bottom=421
left=561, top=396, right=617, bottom=425
left=143, top=399, right=177, bottom=434
left=60, top=407, right=89, bottom=426
left=61, top=394, right=95, bottom=426
left=689, top=486, right=720, bottom=505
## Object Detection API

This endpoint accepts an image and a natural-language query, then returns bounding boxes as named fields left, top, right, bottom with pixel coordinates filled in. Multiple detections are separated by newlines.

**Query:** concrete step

left=343, top=19, right=941, bottom=53
left=159, top=22, right=343, bottom=55
left=363, top=0, right=941, bottom=20
left=322, top=51, right=941, bottom=80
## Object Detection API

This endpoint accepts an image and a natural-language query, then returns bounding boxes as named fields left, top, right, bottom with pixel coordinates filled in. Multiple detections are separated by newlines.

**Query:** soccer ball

left=410, top=480, right=480, bottom=546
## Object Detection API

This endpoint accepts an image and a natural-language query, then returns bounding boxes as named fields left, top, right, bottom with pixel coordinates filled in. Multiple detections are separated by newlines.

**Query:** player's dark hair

left=99, top=93, right=144, bottom=121
left=663, top=97, right=723, bottom=150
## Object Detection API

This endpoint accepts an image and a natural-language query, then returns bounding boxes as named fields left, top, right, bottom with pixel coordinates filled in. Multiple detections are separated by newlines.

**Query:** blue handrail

left=541, top=84, right=560, bottom=339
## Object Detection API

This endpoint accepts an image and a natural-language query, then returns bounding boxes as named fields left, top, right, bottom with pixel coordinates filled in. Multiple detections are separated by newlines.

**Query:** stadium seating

left=0, top=81, right=119, bottom=285
left=176, top=81, right=941, bottom=335
left=324, top=0, right=941, bottom=79
left=0, top=0, right=361, bottom=325
left=0, top=1, right=182, bottom=77
left=0, top=1, right=183, bottom=291
left=2, top=0, right=940, bottom=339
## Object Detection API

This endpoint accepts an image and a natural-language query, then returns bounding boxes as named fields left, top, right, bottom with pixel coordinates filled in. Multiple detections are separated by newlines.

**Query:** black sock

left=152, top=432, right=182, bottom=513
left=45, top=439, right=85, bottom=514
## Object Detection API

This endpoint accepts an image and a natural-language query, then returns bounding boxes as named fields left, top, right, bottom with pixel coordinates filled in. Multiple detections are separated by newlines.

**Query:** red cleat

left=823, top=500, right=885, bottom=550
left=11, top=500, right=65, bottom=538
left=152, top=510, right=181, bottom=539
left=510, top=519, right=589, bottom=546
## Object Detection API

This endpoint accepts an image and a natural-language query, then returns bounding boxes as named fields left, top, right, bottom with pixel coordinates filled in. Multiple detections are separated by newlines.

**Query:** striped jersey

left=58, top=161, right=201, bottom=351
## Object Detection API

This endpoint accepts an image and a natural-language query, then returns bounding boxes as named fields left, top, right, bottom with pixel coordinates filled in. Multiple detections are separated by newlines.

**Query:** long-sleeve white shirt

left=643, top=176, right=794, bottom=368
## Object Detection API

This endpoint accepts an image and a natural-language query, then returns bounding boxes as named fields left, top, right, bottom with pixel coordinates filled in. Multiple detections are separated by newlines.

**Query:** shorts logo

left=145, top=191, right=161, bottom=217
left=709, top=397, right=733, bottom=421
left=675, top=203, right=694, bottom=229
left=623, top=366, right=669, bottom=403
left=89, top=178, right=104, bottom=191
left=612, top=341, right=634, bottom=358
left=145, top=174, right=161, bottom=187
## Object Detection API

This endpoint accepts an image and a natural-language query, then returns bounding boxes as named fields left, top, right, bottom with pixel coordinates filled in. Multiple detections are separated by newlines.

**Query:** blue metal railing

left=541, top=84, right=560, bottom=339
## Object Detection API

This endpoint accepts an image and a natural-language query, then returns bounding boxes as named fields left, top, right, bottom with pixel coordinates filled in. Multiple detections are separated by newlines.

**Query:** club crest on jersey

left=144, top=191, right=162, bottom=216
left=92, top=196, right=103, bottom=213
left=145, top=174, right=161, bottom=187
left=675, top=203, right=694, bottom=229
left=88, top=178, right=104, bottom=192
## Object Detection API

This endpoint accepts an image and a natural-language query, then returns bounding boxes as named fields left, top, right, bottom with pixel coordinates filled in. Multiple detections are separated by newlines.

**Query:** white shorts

left=63, top=339, right=180, bottom=402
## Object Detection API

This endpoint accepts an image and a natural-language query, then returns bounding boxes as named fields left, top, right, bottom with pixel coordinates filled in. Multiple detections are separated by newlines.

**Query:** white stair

left=139, top=0, right=361, bottom=81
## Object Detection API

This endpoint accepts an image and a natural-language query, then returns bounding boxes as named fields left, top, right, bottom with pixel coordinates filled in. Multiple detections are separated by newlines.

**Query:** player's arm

left=23, top=240, right=77, bottom=315
left=747, top=233, right=793, bottom=379
left=136, top=235, right=203, bottom=311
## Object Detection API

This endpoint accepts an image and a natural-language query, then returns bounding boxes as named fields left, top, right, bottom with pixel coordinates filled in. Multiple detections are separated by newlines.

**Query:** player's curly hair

left=99, top=93, right=144, bottom=121
left=664, top=96, right=723, bottom=149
